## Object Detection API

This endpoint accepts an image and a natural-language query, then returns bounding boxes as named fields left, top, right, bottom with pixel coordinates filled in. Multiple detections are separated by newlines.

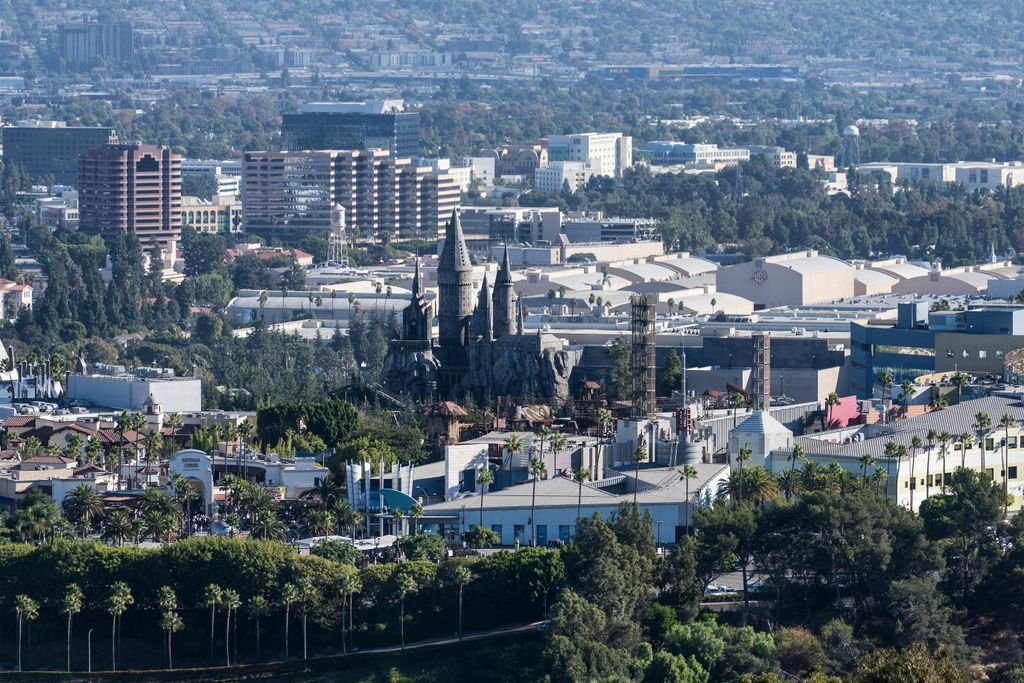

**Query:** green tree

left=476, top=465, right=494, bottom=528
left=202, top=583, right=222, bottom=663
left=920, top=468, right=1006, bottom=603
left=248, top=594, right=270, bottom=659
left=62, top=583, right=84, bottom=673
left=222, top=588, right=241, bottom=666
left=396, top=571, right=418, bottom=653
left=696, top=501, right=759, bottom=624
left=15, top=594, right=38, bottom=673
left=660, top=349, right=683, bottom=396
left=62, top=483, right=105, bottom=537
left=107, top=581, right=133, bottom=672
left=448, top=565, right=472, bottom=641
left=160, top=611, right=184, bottom=671
left=281, top=582, right=299, bottom=660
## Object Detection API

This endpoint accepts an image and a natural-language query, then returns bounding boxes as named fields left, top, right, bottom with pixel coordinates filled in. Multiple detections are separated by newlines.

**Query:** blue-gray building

left=281, top=100, right=419, bottom=158
left=851, top=303, right=1024, bottom=398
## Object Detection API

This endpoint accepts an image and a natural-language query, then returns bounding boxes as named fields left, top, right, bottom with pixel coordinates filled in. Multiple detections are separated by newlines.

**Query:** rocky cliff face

left=379, top=346, right=440, bottom=401
left=383, top=336, right=578, bottom=404
left=466, top=342, right=577, bottom=403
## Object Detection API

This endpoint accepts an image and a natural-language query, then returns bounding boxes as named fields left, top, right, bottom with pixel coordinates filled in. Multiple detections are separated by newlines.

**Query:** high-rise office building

left=58, top=21, right=134, bottom=68
left=281, top=100, right=420, bottom=158
left=2, top=121, right=116, bottom=185
left=242, top=149, right=458, bottom=242
left=78, top=144, right=182, bottom=249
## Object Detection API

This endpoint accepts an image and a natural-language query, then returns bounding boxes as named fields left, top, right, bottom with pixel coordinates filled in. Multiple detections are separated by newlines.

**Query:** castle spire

left=516, top=295, right=525, bottom=335
left=411, top=256, right=422, bottom=298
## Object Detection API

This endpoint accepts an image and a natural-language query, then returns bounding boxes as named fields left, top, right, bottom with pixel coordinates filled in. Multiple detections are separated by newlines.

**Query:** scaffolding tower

left=752, top=332, right=771, bottom=412
left=630, top=294, right=657, bottom=419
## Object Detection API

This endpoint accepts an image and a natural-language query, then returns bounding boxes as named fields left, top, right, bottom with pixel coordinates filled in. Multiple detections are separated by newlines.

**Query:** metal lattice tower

left=630, top=294, right=657, bottom=419
left=752, top=332, right=771, bottom=412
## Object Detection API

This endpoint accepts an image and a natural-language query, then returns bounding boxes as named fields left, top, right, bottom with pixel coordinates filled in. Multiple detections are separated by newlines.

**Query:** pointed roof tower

left=411, top=257, right=422, bottom=299
left=516, top=295, right=525, bottom=335
left=496, top=240, right=513, bottom=285
left=470, top=272, right=493, bottom=342
left=438, top=209, right=472, bottom=273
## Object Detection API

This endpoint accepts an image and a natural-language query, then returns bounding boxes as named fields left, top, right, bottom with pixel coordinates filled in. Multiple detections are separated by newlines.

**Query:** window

left=986, top=438, right=995, bottom=451
left=514, top=524, right=525, bottom=543
left=908, top=480, right=914, bottom=489
left=981, top=169, right=989, bottom=183
left=490, top=524, right=502, bottom=536
left=979, top=350, right=988, bottom=359
left=986, top=469, right=995, bottom=480
left=559, top=525, right=572, bottom=541
left=1011, top=437, right=1018, bottom=449
left=1010, top=466, right=1019, bottom=479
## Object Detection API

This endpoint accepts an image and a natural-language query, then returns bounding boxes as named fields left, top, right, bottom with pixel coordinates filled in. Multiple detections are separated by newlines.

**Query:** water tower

left=843, top=124, right=861, bottom=167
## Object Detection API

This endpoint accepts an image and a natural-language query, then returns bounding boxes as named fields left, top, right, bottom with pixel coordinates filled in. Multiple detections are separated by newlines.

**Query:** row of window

left=907, top=466, right=1017, bottom=489
left=472, top=523, right=575, bottom=544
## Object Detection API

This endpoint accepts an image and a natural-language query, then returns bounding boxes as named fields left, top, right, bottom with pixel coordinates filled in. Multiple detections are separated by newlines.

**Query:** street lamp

left=87, top=628, right=94, bottom=673
left=655, top=520, right=663, bottom=549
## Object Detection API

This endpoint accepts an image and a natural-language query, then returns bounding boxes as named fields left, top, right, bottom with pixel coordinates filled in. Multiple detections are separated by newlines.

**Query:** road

left=345, top=620, right=543, bottom=655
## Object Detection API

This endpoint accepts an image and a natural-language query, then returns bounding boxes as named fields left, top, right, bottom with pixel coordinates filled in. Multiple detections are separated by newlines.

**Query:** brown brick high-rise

left=78, top=144, right=182, bottom=249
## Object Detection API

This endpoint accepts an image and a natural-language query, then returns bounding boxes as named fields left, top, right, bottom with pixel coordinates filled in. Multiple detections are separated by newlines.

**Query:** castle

left=381, top=210, right=577, bottom=404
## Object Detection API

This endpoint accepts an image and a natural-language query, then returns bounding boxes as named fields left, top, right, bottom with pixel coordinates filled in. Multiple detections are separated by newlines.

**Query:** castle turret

left=492, top=241, right=516, bottom=338
left=402, top=258, right=430, bottom=342
left=470, top=273, right=493, bottom=342
left=437, top=209, right=474, bottom=348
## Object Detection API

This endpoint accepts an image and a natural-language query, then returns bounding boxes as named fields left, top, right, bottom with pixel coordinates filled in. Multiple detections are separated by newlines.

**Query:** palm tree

left=534, top=425, right=551, bottom=464
left=158, top=586, right=179, bottom=670
left=85, top=437, right=104, bottom=467
left=825, top=392, right=841, bottom=428
left=872, top=466, right=889, bottom=495
left=238, top=418, right=254, bottom=479
left=144, top=510, right=177, bottom=544
left=202, top=584, right=222, bottom=663
left=115, top=411, right=134, bottom=489
left=877, top=369, right=894, bottom=401
left=396, top=572, right=418, bottom=653
left=503, top=433, right=524, bottom=479
left=107, top=581, right=133, bottom=672
left=1001, top=414, right=1016, bottom=514
left=549, top=432, right=568, bottom=462
left=909, top=436, right=923, bottom=510
left=409, top=503, right=423, bottom=535
left=975, top=412, right=991, bottom=475
left=304, top=509, right=334, bottom=537
left=333, top=500, right=362, bottom=539
left=737, top=446, right=751, bottom=470
left=859, top=453, right=876, bottom=484
left=102, top=509, right=133, bottom=547
left=297, top=578, right=317, bottom=660
left=451, top=565, right=472, bottom=641
left=144, top=430, right=163, bottom=467
left=475, top=466, right=493, bottom=528
left=731, top=393, right=748, bottom=428
left=788, top=444, right=804, bottom=475
left=251, top=511, right=287, bottom=541
left=681, top=464, right=698, bottom=535
left=529, top=456, right=547, bottom=546
left=301, top=477, right=341, bottom=511
left=899, top=380, right=914, bottom=417
left=719, top=466, right=778, bottom=505
left=63, top=484, right=105, bottom=537
left=62, top=583, right=83, bottom=673
left=15, top=594, right=38, bottom=673
left=165, top=412, right=184, bottom=448
left=928, top=391, right=948, bottom=412
left=778, top=469, right=801, bottom=502
left=392, top=507, right=404, bottom=537
left=959, top=432, right=973, bottom=469
left=339, top=572, right=362, bottom=653
left=633, top=441, right=647, bottom=504
left=222, top=589, right=241, bottom=666
left=938, top=432, right=952, bottom=493
left=951, top=371, right=969, bottom=403
left=66, top=433, right=85, bottom=463
left=281, top=582, right=299, bottom=660
left=574, top=466, right=592, bottom=520
left=160, top=611, right=184, bottom=671
left=248, top=595, right=269, bottom=659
